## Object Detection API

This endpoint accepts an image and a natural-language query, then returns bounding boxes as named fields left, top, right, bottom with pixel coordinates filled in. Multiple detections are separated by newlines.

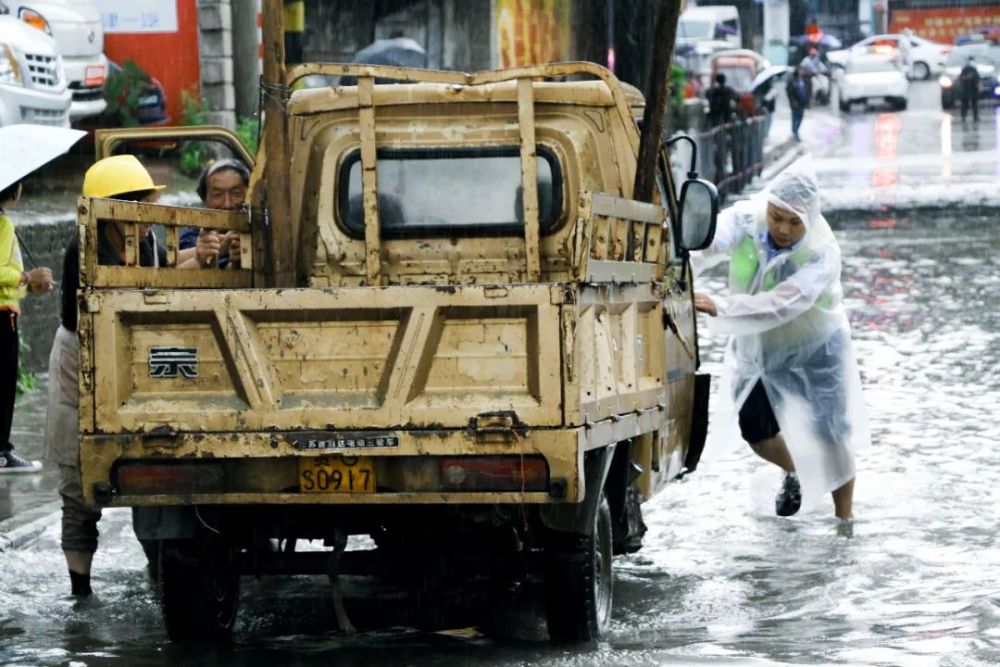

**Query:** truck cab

left=77, top=62, right=717, bottom=642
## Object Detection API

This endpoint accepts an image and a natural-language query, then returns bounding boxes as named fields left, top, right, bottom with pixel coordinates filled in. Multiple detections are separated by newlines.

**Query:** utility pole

left=633, top=0, right=681, bottom=203
left=258, top=0, right=294, bottom=287
left=232, top=1, right=261, bottom=120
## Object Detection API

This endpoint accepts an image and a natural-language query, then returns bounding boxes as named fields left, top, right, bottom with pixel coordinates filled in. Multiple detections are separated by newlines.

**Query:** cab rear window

left=337, top=146, right=563, bottom=238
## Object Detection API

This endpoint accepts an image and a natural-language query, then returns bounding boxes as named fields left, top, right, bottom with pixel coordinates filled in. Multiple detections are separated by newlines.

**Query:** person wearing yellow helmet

left=45, top=154, right=186, bottom=598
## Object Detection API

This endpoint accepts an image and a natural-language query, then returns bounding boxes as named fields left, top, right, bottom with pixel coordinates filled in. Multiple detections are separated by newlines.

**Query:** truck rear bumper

left=81, top=427, right=588, bottom=507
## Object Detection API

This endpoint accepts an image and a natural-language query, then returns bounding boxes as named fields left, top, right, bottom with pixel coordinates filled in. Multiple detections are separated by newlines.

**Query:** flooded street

left=3, top=83, right=1000, bottom=665
left=4, top=211, right=997, bottom=666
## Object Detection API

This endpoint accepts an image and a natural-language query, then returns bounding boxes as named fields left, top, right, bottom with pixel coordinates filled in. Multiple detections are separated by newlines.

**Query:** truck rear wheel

left=159, top=539, right=240, bottom=642
left=543, top=493, right=613, bottom=642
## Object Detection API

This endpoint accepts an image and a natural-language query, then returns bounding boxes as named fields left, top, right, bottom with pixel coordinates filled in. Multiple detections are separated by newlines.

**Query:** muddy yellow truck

left=77, top=57, right=718, bottom=641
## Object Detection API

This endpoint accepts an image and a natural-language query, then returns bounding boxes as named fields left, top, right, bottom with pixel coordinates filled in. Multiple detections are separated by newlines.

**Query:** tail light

left=439, top=456, right=548, bottom=492
left=116, top=462, right=225, bottom=495
left=84, top=64, right=105, bottom=87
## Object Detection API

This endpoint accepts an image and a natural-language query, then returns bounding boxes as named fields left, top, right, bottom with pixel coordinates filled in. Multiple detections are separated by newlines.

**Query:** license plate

left=299, top=455, right=375, bottom=493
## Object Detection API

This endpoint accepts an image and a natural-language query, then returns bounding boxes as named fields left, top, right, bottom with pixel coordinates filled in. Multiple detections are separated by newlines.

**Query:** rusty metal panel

left=79, top=197, right=253, bottom=289
left=94, top=126, right=254, bottom=165
left=517, top=77, right=541, bottom=281
left=358, top=76, right=382, bottom=284
left=79, top=425, right=583, bottom=507
left=85, top=285, right=564, bottom=435
left=580, top=192, right=667, bottom=284
left=566, top=285, right=668, bottom=426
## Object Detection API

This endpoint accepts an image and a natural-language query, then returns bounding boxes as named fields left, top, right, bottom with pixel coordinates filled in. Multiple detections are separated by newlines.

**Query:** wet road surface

left=2, top=83, right=999, bottom=666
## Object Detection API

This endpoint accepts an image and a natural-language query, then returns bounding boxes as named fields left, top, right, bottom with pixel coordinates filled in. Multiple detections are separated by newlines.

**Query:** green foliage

left=103, top=59, right=152, bottom=128
left=15, top=337, right=36, bottom=400
left=236, top=116, right=260, bottom=155
left=179, top=90, right=213, bottom=177
left=669, top=64, right=687, bottom=109
left=181, top=89, right=211, bottom=126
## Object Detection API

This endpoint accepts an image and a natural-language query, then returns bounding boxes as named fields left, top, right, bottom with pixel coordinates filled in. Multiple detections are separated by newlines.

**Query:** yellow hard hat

left=82, top=154, right=165, bottom=198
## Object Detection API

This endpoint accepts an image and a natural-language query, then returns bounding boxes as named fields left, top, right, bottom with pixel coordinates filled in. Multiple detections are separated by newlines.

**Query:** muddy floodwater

left=1, top=207, right=998, bottom=666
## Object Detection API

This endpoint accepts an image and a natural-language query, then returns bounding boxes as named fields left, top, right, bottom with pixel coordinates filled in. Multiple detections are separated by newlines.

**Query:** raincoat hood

left=765, top=161, right=821, bottom=232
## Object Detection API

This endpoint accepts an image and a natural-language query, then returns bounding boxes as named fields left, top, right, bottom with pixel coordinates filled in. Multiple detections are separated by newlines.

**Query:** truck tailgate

left=79, top=284, right=563, bottom=435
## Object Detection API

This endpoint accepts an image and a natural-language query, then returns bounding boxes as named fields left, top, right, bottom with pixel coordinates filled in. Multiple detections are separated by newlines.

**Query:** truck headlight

left=939, top=75, right=952, bottom=88
left=18, top=8, right=51, bottom=34
left=0, top=43, right=23, bottom=86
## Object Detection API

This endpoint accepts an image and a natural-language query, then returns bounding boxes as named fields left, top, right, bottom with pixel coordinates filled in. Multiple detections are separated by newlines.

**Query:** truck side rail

left=79, top=196, right=253, bottom=289
left=575, top=191, right=668, bottom=284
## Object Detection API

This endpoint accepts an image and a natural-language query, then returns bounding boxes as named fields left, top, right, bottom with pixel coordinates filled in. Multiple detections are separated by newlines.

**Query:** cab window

left=337, top=146, right=563, bottom=238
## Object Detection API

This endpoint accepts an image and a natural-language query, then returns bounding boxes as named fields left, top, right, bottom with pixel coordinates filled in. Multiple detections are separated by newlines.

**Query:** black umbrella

left=337, top=37, right=428, bottom=86
left=352, top=37, right=427, bottom=68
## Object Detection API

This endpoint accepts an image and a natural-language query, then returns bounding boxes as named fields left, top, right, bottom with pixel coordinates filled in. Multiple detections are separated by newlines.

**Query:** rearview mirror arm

left=664, top=135, right=698, bottom=180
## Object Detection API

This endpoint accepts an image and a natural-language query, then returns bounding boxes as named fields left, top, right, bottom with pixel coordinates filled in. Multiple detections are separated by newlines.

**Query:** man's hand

left=694, top=292, right=718, bottom=317
left=195, top=229, right=221, bottom=267
left=26, top=267, right=54, bottom=294
left=221, top=231, right=241, bottom=269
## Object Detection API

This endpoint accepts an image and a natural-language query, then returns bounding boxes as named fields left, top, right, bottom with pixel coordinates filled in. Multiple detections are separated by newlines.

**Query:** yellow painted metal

left=517, top=77, right=541, bottom=281
left=93, top=126, right=254, bottom=165
left=78, top=58, right=699, bottom=511
left=80, top=426, right=583, bottom=506
left=358, top=76, right=381, bottom=284
left=78, top=197, right=253, bottom=289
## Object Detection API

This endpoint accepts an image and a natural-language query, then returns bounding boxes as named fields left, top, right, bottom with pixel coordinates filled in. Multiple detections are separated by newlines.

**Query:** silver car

left=2, top=0, right=106, bottom=120
left=0, top=14, right=72, bottom=127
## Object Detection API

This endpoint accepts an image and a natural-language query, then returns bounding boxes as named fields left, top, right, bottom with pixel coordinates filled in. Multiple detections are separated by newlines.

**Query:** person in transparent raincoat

left=691, top=160, right=869, bottom=520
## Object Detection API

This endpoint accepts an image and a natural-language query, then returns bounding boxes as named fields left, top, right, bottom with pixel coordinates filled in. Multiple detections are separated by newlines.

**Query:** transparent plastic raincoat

left=692, top=161, right=869, bottom=506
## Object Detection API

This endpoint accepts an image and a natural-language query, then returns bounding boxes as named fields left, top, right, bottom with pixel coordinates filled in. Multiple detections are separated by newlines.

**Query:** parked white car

left=827, top=33, right=950, bottom=81
left=677, top=6, right=742, bottom=49
left=0, top=14, right=72, bottom=126
left=834, top=55, right=910, bottom=112
left=0, top=0, right=106, bottom=120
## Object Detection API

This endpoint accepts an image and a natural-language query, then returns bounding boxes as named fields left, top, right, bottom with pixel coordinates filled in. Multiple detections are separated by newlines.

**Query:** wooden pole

left=633, top=0, right=681, bottom=203
left=258, top=0, right=294, bottom=286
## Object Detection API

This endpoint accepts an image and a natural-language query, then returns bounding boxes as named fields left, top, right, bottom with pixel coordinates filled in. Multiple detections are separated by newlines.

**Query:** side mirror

left=677, top=178, right=719, bottom=252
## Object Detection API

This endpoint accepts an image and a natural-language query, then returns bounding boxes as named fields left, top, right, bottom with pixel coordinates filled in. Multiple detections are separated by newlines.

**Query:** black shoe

left=0, top=450, right=42, bottom=474
left=775, top=472, right=801, bottom=517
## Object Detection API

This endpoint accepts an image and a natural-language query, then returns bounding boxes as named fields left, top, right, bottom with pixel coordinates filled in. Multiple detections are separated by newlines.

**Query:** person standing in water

left=691, top=160, right=869, bottom=524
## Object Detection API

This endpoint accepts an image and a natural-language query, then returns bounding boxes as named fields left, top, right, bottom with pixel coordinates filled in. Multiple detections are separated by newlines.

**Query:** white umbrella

left=0, top=124, right=86, bottom=192
left=750, top=65, right=793, bottom=93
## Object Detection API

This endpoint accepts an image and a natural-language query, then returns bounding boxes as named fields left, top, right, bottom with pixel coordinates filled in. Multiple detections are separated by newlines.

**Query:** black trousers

left=960, top=93, right=979, bottom=121
left=1, top=310, right=18, bottom=454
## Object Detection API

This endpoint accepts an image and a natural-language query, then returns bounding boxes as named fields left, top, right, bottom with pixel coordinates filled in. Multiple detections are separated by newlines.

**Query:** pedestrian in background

left=959, top=56, right=980, bottom=123
left=0, top=179, right=52, bottom=473
left=706, top=72, right=737, bottom=127
left=690, top=161, right=869, bottom=525
left=786, top=66, right=809, bottom=142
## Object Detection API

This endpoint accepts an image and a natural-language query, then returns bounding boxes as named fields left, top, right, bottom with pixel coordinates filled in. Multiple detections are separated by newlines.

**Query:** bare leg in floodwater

left=751, top=433, right=855, bottom=520
left=749, top=433, right=795, bottom=472
left=832, top=478, right=854, bottom=520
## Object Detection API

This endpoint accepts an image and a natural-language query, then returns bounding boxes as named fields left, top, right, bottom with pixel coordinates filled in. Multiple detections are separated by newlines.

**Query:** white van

left=0, top=14, right=72, bottom=126
left=678, top=6, right=742, bottom=49
left=0, top=0, right=106, bottom=121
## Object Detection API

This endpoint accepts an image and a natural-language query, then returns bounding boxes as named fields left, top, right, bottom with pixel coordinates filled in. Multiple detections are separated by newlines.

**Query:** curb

left=0, top=500, right=61, bottom=552
left=761, top=139, right=805, bottom=183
